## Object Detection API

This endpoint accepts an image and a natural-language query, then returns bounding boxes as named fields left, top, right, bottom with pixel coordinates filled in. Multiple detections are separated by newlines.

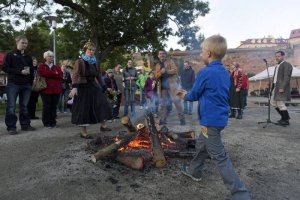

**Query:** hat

left=106, top=69, right=114, bottom=73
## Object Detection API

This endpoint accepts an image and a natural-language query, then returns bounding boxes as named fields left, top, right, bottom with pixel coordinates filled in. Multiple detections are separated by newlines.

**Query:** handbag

left=32, top=72, right=47, bottom=92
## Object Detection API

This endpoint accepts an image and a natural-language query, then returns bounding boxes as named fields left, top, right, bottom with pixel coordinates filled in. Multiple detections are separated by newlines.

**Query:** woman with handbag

left=69, top=41, right=112, bottom=139
left=38, top=51, right=63, bottom=128
left=27, top=57, right=40, bottom=119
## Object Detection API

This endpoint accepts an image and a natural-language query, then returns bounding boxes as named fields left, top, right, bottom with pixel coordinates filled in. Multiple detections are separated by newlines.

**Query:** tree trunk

left=145, top=111, right=166, bottom=168
left=115, top=153, right=144, bottom=170
left=121, top=116, right=137, bottom=132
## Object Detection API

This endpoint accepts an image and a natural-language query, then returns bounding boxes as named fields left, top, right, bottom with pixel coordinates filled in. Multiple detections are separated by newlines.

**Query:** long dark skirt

left=229, top=85, right=242, bottom=109
left=71, top=83, right=112, bottom=125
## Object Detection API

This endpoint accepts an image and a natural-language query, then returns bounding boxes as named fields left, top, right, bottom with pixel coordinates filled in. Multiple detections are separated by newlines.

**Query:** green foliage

left=23, top=22, right=52, bottom=61
left=1, top=0, right=210, bottom=66
left=0, top=20, right=16, bottom=51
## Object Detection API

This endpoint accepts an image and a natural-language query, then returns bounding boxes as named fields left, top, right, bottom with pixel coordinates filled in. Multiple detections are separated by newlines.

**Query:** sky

left=167, top=0, right=300, bottom=49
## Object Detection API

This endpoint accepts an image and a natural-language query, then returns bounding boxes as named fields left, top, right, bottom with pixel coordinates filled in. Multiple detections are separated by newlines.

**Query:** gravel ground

left=0, top=104, right=299, bottom=200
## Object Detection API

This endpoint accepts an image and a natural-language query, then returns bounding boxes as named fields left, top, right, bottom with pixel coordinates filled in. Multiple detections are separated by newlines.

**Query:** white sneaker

left=140, top=106, right=143, bottom=110
left=107, top=120, right=113, bottom=123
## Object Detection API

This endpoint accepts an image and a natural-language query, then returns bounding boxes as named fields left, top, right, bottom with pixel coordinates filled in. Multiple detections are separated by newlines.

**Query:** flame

left=114, top=128, right=181, bottom=153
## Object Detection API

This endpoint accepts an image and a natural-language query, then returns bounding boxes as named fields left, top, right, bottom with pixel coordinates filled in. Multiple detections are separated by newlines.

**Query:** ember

left=90, top=111, right=196, bottom=170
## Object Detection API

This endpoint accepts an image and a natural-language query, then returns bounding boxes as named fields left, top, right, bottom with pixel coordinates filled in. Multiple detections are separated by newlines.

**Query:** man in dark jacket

left=180, top=61, right=195, bottom=115
left=112, top=64, right=123, bottom=119
left=123, top=60, right=138, bottom=117
left=2, top=35, right=35, bottom=134
left=271, top=51, right=293, bottom=126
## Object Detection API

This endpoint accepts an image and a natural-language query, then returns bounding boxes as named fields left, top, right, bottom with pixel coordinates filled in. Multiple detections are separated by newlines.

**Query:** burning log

left=91, top=125, right=146, bottom=163
left=160, top=125, right=196, bottom=140
left=121, top=116, right=136, bottom=132
left=145, top=111, right=166, bottom=168
left=115, top=153, right=144, bottom=170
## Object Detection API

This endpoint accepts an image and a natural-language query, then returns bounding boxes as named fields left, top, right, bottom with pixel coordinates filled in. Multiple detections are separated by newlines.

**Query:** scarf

left=81, top=54, right=96, bottom=64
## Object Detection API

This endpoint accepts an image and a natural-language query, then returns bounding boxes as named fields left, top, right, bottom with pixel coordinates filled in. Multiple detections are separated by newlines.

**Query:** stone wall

left=167, top=45, right=300, bottom=75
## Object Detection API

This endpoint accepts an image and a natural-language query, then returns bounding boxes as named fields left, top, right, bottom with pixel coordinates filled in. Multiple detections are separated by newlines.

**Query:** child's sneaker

left=181, top=164, right=202, bottom=182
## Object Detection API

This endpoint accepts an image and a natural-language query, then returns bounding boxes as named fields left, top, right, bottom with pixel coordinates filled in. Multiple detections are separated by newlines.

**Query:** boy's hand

left=176, top=89, right=187, bottom=99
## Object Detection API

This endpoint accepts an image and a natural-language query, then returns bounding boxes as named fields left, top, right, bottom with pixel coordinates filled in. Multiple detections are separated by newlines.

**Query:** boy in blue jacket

left=177, top=35, right=251, bottom=200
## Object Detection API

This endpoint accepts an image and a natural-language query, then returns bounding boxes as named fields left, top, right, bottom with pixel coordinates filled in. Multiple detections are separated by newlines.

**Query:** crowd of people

left=2, top=35, right=293, bottom=133
left=2, top=34, right=295, bottom=200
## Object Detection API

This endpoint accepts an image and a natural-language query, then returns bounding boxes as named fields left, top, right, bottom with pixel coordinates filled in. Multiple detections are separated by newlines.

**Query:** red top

left=241, top=74, right=249, bottom=90
left=0, top=52, right=4, bottom=66
left=38, top=63, right=63, bottom=94
left=233, top=68, right=243, bottom=89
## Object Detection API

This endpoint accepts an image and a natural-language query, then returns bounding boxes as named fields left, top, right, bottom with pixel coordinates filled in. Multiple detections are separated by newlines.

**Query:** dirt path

left=0, top=106, right=299, bottom=200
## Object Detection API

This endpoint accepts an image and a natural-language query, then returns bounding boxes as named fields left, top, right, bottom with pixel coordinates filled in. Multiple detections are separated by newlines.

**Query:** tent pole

left=259, top=80, right=261, bottom=96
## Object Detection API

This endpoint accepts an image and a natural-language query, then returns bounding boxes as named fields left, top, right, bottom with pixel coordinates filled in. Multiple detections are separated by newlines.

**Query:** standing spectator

left=271, top=51, right=293, bottom=126
left=104, top=69, right=118, bottom=122
left=70, top=41, right=112, bottom=139
left=27, top=57, right=40, bottom=119
left=180, top=61, right=195, bottom=115
left=241, top=73, right=249, bottom=109
left=2, top=35, right=36, bottom=134
left=112, top=63, right=123, bottom=119
left=136, top=66, right=148, bottom=109
left=229, top=62, right=243, bottom=119
left=57, top=65, right=72, bottom=113
left=38, top=51, right=63, bottom=128
left=145, top=71, right=158, bottom=115
left=123, top=59, right=138, bottom=117
left=177, top=35, right=251, bottom=200
left=155, top=50, right=185, bottom=125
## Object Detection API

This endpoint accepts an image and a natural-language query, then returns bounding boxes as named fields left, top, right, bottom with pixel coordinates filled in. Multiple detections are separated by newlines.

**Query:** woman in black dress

left=70, top=41, right=112, bottom=138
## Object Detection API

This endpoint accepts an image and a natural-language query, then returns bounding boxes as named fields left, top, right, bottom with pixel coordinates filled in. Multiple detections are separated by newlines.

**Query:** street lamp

left=45, top=16, right=58, bottom=64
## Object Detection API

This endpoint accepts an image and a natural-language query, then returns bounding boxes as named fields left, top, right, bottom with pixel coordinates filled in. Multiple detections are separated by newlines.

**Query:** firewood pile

left=88, top=111, right=196, bottom=170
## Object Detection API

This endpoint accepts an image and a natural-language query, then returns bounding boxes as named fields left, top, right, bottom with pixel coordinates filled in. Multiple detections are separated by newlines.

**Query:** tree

left=23, top=22, right=52, bottom=61
left=0, top=20, right=16, bottom=51
left=1, top=0, right=210, bottom=65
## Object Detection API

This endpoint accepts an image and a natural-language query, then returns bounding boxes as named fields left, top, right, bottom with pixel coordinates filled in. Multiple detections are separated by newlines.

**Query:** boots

left=275, top=107, right=283, bottom=123
left=229, top=109, right=236, bottom=118
left=278, top=110, right=290, bottom=126
left=236, top=109, right=243, bottom=119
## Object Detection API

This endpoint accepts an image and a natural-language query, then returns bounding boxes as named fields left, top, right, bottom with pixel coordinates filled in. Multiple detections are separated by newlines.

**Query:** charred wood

left=145, top=111, right=166, bottom=168
left=91, top=126, right=146, bottom=163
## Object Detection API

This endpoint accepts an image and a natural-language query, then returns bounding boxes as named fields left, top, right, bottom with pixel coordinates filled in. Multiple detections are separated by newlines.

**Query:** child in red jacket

left=144, top=71, right=158, bottom=115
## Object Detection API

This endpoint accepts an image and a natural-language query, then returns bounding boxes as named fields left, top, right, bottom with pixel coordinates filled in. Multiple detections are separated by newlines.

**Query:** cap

left=106, top=69, right=114, bottom=73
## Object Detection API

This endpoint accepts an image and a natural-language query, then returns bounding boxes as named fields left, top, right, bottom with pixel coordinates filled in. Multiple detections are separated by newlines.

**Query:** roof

left=240, top=38, right=288, bottom=45
left=290, top=29, right=300, bottom=39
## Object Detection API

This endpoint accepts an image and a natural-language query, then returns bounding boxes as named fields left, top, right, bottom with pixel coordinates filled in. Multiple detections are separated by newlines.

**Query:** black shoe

left=80, top=134, right=94, bottom=139
left=21, top=126, right=36, bottom=131
left=236, top=114, right=243, bottom=119
left=180, top=119, right=186, bottom=126
left=114, top=116, right=120, bottom=119
left=8, top=129, right=17, bottom=135
left=30, top=116, right=39, bottom=120
left=159, top=120, right=167, bottom=125
left=276, top=120, right=289, bottom=126
left=100, top=126, right=112, bottom=131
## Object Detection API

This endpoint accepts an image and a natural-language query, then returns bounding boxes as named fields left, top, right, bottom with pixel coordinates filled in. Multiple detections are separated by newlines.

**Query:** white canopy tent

left=249, top=66, right=300, bottom=81
left=249, top=66, right=300, bottom=96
